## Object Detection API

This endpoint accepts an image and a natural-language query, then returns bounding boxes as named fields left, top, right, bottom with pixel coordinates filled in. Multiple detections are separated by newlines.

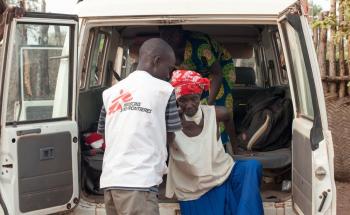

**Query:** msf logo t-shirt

left=108, top=89, right=152, bottom=115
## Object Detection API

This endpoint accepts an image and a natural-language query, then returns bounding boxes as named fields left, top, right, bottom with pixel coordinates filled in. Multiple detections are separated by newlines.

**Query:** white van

left=0, top=0, right=336, bottom=214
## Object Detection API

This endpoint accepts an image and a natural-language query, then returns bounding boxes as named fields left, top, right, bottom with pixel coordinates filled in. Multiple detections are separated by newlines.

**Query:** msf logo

left=108, top=89, right=133, bottom=115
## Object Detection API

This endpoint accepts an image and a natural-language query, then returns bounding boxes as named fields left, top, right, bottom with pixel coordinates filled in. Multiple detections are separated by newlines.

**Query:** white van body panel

left=74, top=10, right=334, bottom=215
left=75, top=0, right=296, bottom=17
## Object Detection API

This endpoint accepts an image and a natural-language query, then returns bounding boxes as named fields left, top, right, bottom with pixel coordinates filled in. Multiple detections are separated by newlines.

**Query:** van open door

left=0, top=11, right=79, bottom=215
left=277, top=2, right=336, bottom=215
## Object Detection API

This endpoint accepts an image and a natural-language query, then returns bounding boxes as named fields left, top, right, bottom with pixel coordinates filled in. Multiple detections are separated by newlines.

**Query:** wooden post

left=339, top=1, right=346, bottom=98
left=318, top=12, right=328, bottom=93
left=313, top=27, right=319, bottom=50
left=348, top=35, right=350, bottom=96
left=313, top=15, right=319, bottom=49
left=328, top=0, right=337, bottom=96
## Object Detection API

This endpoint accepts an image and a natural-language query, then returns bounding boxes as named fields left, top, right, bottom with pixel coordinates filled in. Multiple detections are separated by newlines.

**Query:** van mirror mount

left=310, top=116, right=324, bottom=150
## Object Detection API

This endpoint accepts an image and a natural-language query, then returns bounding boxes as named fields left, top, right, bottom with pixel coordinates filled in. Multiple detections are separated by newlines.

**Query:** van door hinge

left=279, top=2, right=302, bottom=17
left=288, top=4, right=302, bottom=16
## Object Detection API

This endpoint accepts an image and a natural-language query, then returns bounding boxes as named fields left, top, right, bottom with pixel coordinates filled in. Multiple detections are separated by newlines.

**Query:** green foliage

left=312, top=14, right=336, bottom=29
left=312, top=0, right=350, bottom=43
left=312, top=4, right=323, bottom=18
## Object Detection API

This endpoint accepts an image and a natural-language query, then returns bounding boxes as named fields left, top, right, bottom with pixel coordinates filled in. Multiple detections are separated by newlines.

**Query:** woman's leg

left=179, top=183, right=226, bottom=215
left=225, top=160, right=264, bottom=215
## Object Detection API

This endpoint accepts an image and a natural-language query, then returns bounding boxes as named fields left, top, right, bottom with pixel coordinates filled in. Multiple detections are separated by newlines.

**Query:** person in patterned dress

left=160, top=25, right=236, bottom=145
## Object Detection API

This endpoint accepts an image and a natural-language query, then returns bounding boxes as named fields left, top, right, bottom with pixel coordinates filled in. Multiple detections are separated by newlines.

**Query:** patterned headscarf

left=170, top=70, right=210, bottom=99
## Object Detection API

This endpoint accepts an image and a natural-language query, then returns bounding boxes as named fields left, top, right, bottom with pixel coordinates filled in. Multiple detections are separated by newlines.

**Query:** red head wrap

left=170, top=70, right=210, bottom=99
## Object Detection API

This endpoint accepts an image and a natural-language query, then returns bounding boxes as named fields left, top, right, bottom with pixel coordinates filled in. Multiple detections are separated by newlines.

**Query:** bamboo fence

left=313, top=5, right=350, bottom=183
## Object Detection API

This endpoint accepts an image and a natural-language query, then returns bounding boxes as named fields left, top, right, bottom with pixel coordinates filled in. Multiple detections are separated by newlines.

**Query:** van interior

left=77, top=24, right=293, bottom=204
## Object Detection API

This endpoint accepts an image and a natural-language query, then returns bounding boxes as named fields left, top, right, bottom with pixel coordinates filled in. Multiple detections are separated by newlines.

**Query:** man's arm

left=97, top=105, right=106, bottom=138
left=204, top=36, right=223, bottom=105
left=165, top=91, right=182, bottom=145
left=215, top=106, right=238, bottom=153
left=207, top=61, right=223, bottom=105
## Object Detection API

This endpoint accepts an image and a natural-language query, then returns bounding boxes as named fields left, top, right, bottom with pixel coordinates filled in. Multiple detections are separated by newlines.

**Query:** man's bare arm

left=207, top=61, right=222, bottom=105
left=215, top=106, right=238, bottom=153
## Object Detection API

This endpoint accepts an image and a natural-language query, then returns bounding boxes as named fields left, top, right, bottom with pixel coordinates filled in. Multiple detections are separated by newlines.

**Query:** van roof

left=76, top=0, right=297, bottom=18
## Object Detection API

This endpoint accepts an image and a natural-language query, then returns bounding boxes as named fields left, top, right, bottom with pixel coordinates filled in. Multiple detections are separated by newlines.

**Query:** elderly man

left=98, top=38, right=182, bottom=215
left=166, top=70, right=263, bottom=215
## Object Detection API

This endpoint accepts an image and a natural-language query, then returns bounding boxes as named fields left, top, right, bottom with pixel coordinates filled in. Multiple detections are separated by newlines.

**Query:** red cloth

left=84, top=132, right=105, bottom=150
left=170, top=70, right=210, bottom=99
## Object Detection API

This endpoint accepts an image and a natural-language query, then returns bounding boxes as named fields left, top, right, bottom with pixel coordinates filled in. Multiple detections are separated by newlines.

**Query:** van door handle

left=40, top=147, right=55, bottom=160
left=318, top=191, right=328, bottom=212
left=16, top=128, right=41, bottom=136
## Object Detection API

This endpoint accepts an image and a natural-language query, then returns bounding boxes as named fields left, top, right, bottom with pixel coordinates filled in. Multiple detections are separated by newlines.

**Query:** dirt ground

left=326, top=98, right=350, bottom=214
left=336, top=181, right=350, bottom=215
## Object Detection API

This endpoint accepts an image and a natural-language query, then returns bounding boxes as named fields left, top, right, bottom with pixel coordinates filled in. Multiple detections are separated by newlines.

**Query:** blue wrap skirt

left=179, top=160, right=264, bottom=215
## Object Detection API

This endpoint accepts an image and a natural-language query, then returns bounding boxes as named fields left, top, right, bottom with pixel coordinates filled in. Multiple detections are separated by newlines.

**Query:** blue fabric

left=179, top=160, right=264, bottom=215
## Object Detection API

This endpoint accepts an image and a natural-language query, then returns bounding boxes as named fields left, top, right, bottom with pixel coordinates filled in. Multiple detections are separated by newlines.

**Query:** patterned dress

left=177, top=31, right=236, bottom=143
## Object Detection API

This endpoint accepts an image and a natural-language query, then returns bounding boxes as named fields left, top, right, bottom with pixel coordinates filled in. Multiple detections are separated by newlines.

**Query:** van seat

left=233, top=148, right=291, bottom=169
left=232, top=66, right=264, bottom=130
left=235, top=66, right=256, bottom=86
left=78, top=88, right=107, bottom=132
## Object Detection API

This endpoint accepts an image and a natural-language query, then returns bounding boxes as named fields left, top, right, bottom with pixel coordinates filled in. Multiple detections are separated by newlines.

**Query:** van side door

left=0, top=12, right=79, bottom=214
left=278, top=4, right=336, bottom=215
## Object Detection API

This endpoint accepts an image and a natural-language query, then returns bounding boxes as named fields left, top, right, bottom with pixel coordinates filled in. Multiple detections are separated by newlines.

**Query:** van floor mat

left=261, top=190, right=291, bottom=202
left=261, top=182, right=291, bottom=202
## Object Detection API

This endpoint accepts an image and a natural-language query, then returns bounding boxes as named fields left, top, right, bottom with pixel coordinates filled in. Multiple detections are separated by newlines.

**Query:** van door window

left=235, top=52, right=262, bottom=87
left=88, top=31, right=108, bottom=88
left=6, top=23, right=71, bottom=123
left=80, top=30, right=94, bottom=89
left=272, top=31, right=289, bottom=85
left=282, top=23, right=314, bottom=119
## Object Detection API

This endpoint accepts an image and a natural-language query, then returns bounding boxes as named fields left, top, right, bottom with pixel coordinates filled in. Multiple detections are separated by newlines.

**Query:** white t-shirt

left=100, top=70, right=174, bottom=188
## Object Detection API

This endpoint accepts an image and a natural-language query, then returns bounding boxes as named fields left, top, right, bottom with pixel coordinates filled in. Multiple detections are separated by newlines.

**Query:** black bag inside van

left=237, top=87, right=293, bottom=152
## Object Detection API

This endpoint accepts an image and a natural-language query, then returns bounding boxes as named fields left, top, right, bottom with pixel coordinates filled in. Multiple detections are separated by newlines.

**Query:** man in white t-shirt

left=97, top=38, right=182, bottom=215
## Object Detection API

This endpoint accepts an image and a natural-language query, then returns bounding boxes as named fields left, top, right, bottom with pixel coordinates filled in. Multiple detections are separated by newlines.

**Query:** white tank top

left=166, top=105, right=234, bottom=200
left=100, top=70, right=173, bottom=188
